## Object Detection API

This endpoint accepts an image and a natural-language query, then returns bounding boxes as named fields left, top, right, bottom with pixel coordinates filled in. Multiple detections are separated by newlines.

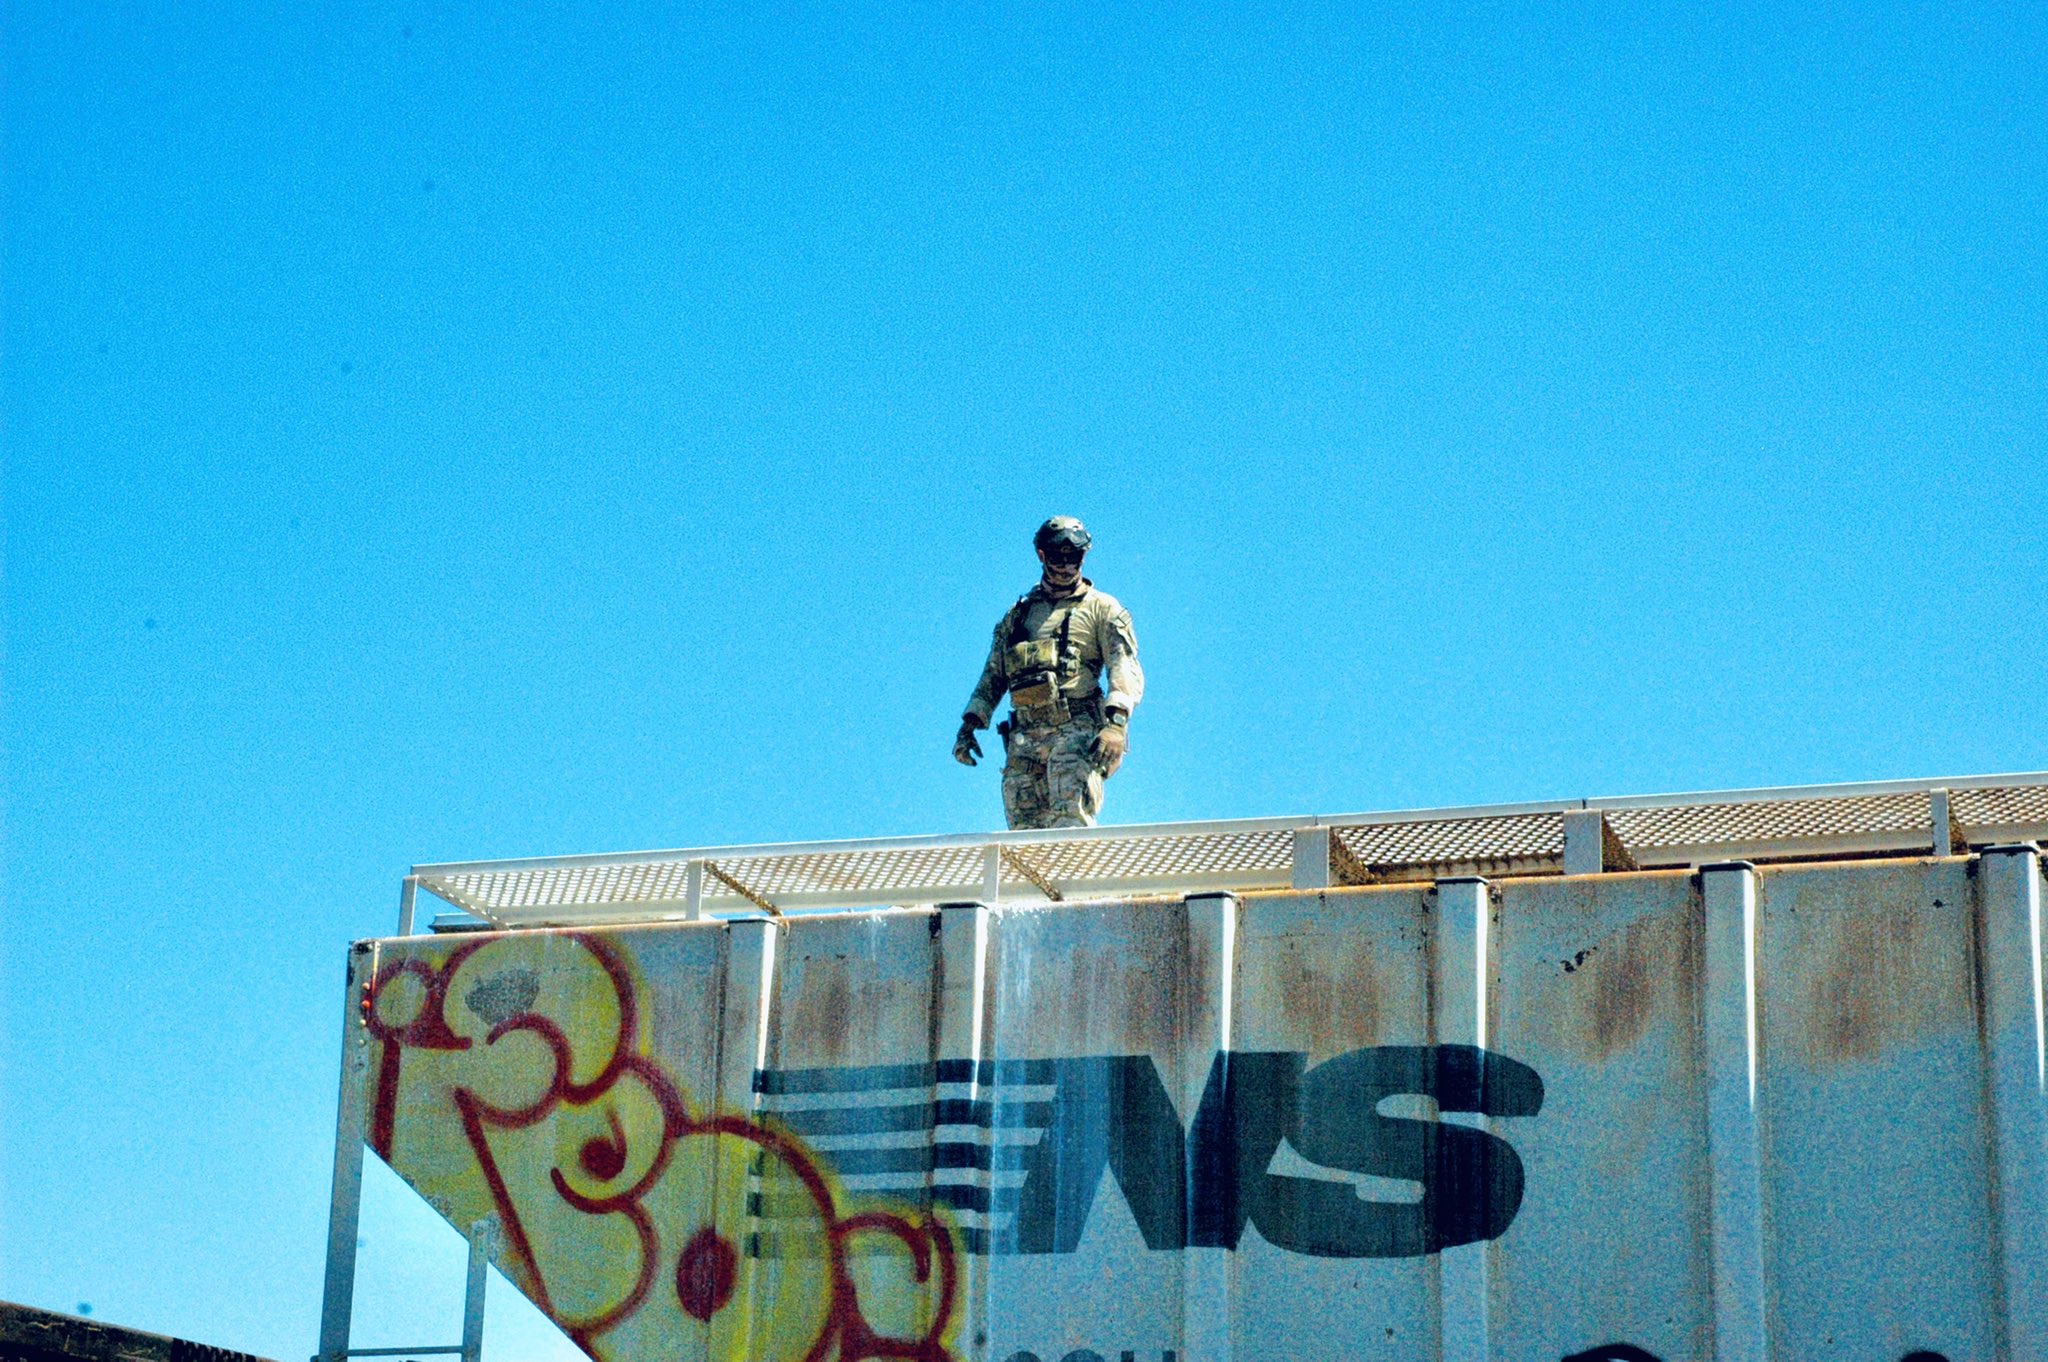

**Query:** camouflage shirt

left=964, top=580, right=1144, bottom=726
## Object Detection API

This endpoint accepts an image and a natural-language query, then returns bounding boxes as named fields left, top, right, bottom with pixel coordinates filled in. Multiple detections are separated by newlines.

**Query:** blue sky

left=4, top=2, right=2044, bottom=1355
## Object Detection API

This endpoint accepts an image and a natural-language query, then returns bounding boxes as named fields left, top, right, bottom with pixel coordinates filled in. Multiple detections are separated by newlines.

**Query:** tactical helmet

left=1033, top=516, right=1092, bottom=554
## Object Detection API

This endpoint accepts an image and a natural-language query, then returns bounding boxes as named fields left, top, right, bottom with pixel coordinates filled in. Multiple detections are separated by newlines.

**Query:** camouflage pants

left=1002, top=716, right=1107, bottom=830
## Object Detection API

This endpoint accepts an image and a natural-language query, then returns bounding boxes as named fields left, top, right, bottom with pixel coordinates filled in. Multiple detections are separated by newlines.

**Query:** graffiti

left=758, top=1044, right=1544, bottom=1258
left=357, top=932, right=1977, bottom=1362
left=1560, top=1351, right=1950, bottom=1362
left=361, top=934, right=958, bottom=1362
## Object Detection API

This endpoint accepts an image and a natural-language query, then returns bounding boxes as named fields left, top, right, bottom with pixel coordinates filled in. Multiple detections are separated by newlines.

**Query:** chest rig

left=1003, top=591, right=1081, bottom=722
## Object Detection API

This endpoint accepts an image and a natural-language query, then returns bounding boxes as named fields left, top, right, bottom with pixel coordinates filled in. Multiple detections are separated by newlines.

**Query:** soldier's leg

left=1002, top=728, right=1058, bottom=830
left=1044, top=721, right=1106, bottom=828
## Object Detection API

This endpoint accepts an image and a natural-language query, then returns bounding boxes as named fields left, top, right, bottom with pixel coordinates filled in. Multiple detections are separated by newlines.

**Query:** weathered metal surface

left=344, top=851, right=2047, bottom=1362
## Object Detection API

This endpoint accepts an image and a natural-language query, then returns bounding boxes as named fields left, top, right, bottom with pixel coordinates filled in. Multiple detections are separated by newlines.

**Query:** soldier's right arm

left=963, top=617, right=1011, bottom=726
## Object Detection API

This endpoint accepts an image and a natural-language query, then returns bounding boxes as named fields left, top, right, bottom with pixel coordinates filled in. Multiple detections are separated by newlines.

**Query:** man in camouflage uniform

left=954, top=517, right=1144, bottom=829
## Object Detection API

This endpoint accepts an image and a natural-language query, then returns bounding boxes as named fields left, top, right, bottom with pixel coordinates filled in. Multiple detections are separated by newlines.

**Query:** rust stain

left=1805, top=907, right=1925, bottom=1062
left=1232, top=888, right=1427, bottom=1057
left=1269, top=946, right=1323, bottom=1040
left=777, top=950, right=930, bottom=1068
left=1005, top=906, right=1185, bottom=1058
left=1578, top=914, right=1669, bottom=1061
left=1139, top=945, right=1187, bottom=1055
left=781, top=954, right=856, bottom=1063
left=1267, top=925, right=1387, bottom=1057
left=1181, top=912, right=1212, bottom=1033
left=1511, top=873, right=1699, bottom=1065
left=1773, top=862, right=1974, bottom=1067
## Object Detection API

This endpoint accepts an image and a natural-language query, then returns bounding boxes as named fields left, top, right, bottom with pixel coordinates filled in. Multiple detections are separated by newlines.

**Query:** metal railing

left=395, top=771, right=2048, bottom=932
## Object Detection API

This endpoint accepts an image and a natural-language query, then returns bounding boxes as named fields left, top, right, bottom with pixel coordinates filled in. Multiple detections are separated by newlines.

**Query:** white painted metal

left=717, top=918, right=778, bottom=1114
left=1931, top=789, right=1954, bottom=856
left=1486, top=867, right=1702, bottom=1355
left=412, top=770, right=2045, bottom=879
left=317, top=947, right=372, bottom=1362
left=1580, top=769, right=2042, bottom=807
left=937, top=903, right=994, bottom=1353
left=1433, top=878, right=1490, bottom=1361
left=1559, top=811, right=1603, bottom=876
left=1701, top=863, right=1768, bottom=1361
left=396, top=876, right=418, bottom=937
left=982, top=846, right=1003, bottom=904
left=418, top=812, right=1321, bottom=876
left=1765, top=860, right=2004, bottom=1353
left=460, top=1221, right=491, bottom=1362
left=937, top=903, right=991, bottom=1065
left=413, top=771, right=2048, bottom=880
left=407, top=772, right=2048, bottom=927
left=1182, top=894, right=1236, bottom=1362
left=1290, top=827, right=1331, bottom=890
left=1980, top=845, right=2048, bottom=1358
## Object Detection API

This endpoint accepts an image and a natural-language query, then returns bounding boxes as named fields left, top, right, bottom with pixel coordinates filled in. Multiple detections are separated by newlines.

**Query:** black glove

left=953, top=718, right=986, bottom=767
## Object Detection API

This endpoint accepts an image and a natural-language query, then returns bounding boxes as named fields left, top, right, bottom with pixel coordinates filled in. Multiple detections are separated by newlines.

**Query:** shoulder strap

left=1005, top=590, right=1039, bottom=648
left=1007, top=586, right=1090, bottom=657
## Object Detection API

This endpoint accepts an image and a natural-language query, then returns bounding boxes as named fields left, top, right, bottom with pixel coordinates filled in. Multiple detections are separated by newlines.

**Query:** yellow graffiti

left=361, top=931, right=958, bottom=1362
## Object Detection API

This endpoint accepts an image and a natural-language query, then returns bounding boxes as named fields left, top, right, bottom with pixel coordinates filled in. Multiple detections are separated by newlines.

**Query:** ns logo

left=760, top=1043, right=1546, bottom=1258
left=1001, top=1043, right=1544, bottom=1257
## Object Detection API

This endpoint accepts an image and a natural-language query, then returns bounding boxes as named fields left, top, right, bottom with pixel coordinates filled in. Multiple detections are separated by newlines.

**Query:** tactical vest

left=1002, top=590, right=1080, bottom=710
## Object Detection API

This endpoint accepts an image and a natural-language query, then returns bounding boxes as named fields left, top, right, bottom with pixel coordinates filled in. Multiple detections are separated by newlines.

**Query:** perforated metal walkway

left=398, top=772, right=2048, bottom=931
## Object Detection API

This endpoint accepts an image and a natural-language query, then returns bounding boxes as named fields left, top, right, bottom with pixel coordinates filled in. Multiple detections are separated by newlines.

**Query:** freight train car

left=318, top=775, right=2048, bottom=1362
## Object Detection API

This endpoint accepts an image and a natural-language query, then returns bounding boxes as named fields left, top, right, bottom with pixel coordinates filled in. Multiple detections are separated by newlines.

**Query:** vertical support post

left=1434, top=876, right=1490, bottom=1361
left=1561, top=810, right=1605, bottom=876
left=396, top=875, right=419, bottom=937
left=936, top=902, right=993, bottom=1333
left=716, top=917, right=779, bottom=1362
left=936, top=903, right=991, bottom=1069
left=1929, top=790, right=1954, bottom=856
left=317, top=943, right=375, bottom=1362
left=718, top=918, right=780, bottom=1111
left=460, top=1219, right=494, bottom=1362
left=1701, top=862, right=1769, bottom=1361
left=1291, top=827, right=1332, bottom=890
left=685, top=859, right=706, bottom=921
left=1184, top=893, right=1238, bottom=1070
left=983, top=845, right=1003, bottom=906
left=1183, top=893, right=1238, bottom=1362
left=1980, top=844, right=2048, bottom=1358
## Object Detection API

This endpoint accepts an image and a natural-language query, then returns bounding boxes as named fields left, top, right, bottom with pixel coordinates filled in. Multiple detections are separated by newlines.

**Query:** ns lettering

left=1001, top=1044, right=1543, bottom=1258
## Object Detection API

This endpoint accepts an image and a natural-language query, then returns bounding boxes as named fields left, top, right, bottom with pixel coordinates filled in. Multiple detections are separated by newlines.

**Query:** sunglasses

left=1043, top=546, right=1086, bottom=566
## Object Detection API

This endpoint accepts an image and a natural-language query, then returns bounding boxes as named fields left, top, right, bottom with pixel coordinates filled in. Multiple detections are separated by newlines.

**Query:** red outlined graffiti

left=361, top=944, right=481, bottom=1155
left=363, top=934, right=957, bottom=1362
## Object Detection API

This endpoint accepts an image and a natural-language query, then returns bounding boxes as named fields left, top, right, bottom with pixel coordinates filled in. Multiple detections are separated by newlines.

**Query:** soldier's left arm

left=1100, top=602, right=1143, bottom=720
